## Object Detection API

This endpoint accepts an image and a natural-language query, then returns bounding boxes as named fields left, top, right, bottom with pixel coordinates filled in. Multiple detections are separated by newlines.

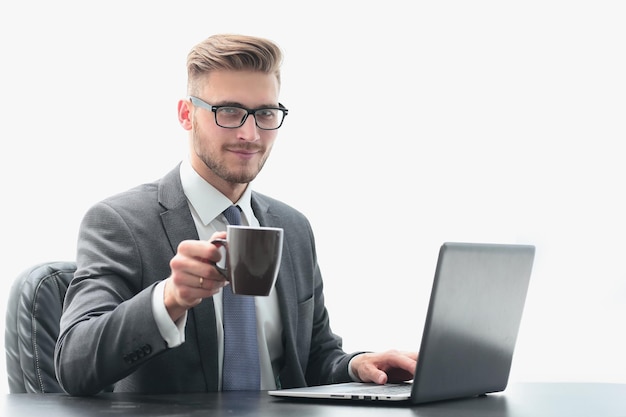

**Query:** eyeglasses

left=188, top=96, right=288, bottom=130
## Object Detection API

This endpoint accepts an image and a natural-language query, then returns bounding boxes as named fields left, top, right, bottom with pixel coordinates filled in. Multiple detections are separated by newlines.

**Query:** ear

left=178, top=99, right=193, bottom=131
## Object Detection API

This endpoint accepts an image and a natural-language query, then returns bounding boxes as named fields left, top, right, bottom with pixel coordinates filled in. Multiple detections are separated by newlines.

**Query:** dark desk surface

left=2, top=382, right=626, bottom=417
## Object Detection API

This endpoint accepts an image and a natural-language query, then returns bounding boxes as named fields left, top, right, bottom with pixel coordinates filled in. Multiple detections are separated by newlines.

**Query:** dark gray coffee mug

left=212, top=225, right=284, bottom=296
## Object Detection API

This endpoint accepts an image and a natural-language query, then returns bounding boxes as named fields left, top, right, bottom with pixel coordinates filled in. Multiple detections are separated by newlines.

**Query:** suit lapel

left=251, top=193, right=298, bottom=320
left=252, top=194, right=299, bottom=388
left=158, top=164, right=219, bottom=391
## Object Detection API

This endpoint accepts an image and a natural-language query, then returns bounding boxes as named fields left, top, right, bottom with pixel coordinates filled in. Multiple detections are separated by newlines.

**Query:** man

left=55, top=34, right=417, bottom=395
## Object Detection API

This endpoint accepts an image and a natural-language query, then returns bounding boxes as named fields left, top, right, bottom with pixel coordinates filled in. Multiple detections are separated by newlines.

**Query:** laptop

left=269, top=242, right=535, bottom=404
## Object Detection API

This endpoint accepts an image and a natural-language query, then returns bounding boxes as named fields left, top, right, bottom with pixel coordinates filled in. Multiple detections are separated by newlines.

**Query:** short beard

left=200, top=147, right=267, bottom=184
left=192, top=122, right=270, bottom=184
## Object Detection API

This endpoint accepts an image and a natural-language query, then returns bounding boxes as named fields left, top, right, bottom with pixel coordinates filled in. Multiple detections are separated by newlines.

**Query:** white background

left=1, top=1, right=625, bottom=394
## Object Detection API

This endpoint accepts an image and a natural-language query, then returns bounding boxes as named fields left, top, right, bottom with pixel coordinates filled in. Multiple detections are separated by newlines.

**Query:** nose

left=237, top=114, right=261, bottom=142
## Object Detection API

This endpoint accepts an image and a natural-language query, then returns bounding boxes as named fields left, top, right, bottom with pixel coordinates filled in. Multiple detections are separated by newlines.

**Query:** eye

left=255, top=109, right=277, bottom=120
left=218, top=107, right=244, bottom=116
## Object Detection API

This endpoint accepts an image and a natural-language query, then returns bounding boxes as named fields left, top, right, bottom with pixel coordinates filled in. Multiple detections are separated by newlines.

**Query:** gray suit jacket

left=55, top=164, right=355, bottom=395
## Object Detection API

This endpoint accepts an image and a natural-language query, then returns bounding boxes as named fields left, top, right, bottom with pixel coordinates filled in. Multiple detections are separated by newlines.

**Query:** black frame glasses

left=188, top=96, right=289, bottom=130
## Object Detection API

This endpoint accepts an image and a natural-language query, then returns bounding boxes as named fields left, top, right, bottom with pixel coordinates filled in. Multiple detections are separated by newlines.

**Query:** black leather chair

left=5, top=261, right=76, bottom=393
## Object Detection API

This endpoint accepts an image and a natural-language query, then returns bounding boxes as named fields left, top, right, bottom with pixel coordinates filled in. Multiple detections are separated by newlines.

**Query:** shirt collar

left=180, top=158, right=253, bottom=226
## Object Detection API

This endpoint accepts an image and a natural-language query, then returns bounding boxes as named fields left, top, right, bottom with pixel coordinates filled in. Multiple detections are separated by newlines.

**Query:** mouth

left=226, top=146, right=263, bottom=159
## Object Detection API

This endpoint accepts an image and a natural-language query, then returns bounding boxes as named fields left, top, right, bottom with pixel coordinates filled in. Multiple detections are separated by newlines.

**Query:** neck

left=190, top=159, right=248, bottom=203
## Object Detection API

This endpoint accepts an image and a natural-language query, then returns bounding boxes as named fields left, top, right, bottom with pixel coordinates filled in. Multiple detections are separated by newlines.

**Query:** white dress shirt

left=151, top=158, right=283, bottom=390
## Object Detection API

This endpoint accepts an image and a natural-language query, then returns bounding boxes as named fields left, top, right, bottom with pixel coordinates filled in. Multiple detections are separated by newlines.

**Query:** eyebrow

left=212, top=100, right=280, bottom=109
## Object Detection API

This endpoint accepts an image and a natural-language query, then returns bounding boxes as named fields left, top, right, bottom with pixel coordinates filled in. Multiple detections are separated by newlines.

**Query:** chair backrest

left=5, top=261, right=76, bottom=393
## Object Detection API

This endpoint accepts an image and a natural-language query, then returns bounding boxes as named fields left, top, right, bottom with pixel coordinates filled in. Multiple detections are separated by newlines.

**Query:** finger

left=178, top=239, right=223, bottom=263
left=387, top=352, right=418, bottom=372
left=168, top=270, right=223, bottom=305
left=172, top=240, right=225, bottom=283
left=382, top=352, right=418, bottom=383
left=197, top=273, right=228, bottom=290
left=359, top=363, right=388, bottom=385
left=374, top=370, right=387, bottom=385
left=209, top=231, right=227, bottom=241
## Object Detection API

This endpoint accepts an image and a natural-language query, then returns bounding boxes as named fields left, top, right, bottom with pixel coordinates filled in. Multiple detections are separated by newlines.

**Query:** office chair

left=5, top=261, right=76, bottom=393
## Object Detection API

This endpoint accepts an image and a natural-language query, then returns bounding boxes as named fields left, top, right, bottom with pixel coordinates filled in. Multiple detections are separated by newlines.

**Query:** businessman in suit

left=55, top=34, right=417, bottom=395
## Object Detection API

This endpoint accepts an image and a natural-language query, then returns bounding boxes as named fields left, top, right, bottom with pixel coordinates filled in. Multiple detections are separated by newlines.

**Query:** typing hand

left=350, top=350, right=418, bottom=385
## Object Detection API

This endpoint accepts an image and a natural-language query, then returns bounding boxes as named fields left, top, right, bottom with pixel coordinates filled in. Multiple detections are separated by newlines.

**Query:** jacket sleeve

left=54, top=201, right=169, bottom=395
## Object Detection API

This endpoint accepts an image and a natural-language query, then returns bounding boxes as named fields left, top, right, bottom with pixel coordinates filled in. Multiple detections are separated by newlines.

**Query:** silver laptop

left=269, top=242, right=535, bottom=404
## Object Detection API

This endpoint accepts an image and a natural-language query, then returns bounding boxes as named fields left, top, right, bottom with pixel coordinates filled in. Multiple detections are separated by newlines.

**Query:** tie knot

left=223, top=205, right=242, bottom=226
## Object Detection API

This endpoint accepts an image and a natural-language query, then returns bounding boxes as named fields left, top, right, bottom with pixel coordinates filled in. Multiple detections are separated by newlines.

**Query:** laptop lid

left=410, top=242, right=535, bottom=404
left=269, top=242, right=535, bottom=404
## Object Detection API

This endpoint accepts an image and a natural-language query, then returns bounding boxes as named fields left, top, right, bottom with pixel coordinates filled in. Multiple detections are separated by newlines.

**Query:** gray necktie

left=221, top=205, right=261, bottom=390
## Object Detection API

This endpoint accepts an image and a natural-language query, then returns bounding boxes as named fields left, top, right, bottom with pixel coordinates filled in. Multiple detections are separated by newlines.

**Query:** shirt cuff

left=151, top=280, right=187, bottom=348
left=348, top=354, right=364, bottom=382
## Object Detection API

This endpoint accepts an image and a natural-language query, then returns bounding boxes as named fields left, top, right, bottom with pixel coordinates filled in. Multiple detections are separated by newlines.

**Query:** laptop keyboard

left=350, top=383, right=413, bottom=395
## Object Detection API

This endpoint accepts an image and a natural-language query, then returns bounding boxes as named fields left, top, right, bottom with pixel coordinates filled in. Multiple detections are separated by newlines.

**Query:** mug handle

left=210, top=238, right=230, bottom=280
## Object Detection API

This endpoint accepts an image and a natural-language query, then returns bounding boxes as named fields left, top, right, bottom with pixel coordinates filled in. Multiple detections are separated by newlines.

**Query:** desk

left=2, top=383, right=625, bottom=417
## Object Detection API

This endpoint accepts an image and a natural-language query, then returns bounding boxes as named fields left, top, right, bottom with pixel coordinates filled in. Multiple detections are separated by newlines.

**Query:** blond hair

left=186, top=34, right=283, bottom=95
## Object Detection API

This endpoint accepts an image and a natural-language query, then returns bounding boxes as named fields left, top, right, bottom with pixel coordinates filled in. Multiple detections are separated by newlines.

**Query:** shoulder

left=251, top=191, right=310, bottom=224
left=92, top=181, right=159, bottom=216
left=83, top=165, right=182, bottom=222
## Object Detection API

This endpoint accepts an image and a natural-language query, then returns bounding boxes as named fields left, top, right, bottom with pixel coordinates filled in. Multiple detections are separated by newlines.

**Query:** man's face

left=187, top=70, right=281, bottom=188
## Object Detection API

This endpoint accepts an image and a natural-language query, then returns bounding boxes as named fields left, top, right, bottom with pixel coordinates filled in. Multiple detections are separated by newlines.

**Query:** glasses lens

left=254, top=109, right=285, bottom=130
left=215, top=107, right=248, bottom=128
left=214, top=106, right=286, bottom=129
